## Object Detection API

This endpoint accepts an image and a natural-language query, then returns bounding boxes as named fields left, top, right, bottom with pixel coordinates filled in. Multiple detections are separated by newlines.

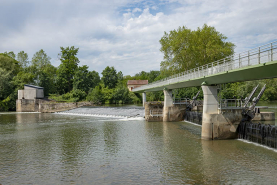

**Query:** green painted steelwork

left=134, top=60, right=277, bottom=92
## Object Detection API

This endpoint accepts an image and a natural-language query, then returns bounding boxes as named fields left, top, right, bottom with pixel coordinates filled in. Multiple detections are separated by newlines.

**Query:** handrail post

left=271, top=43, right=273, bottom=61
left=258, top=47, right=261, bottom=64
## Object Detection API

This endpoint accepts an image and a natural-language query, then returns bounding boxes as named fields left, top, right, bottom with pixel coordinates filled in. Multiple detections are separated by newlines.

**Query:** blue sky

left=0, top=0, right=276, bottom=75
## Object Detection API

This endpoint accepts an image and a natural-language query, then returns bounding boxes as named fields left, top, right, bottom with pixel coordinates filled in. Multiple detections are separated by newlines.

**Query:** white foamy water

left=56, top=106, right=145, bottom=119
left=238, top=139, right=277, bottom=153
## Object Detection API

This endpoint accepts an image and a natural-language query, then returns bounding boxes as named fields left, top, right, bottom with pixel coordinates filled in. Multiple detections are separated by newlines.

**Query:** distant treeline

left=0, top=47, right=163, bottom=111
left=1, top=24, right=276, bottom=111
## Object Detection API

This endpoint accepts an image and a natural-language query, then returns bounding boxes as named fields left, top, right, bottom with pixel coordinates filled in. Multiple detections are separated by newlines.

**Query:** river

left=1, top=103, right=277, bottom=184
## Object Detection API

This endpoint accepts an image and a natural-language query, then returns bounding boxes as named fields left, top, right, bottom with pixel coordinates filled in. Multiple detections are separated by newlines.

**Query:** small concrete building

left=18, top=84, right=44, bottom=100
left=127, top=80, right=148, bottom=91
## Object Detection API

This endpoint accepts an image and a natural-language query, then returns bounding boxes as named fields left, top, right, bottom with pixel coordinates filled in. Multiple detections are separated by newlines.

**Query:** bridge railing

left=218, top=99, right=252, bottom=109
left=133, top=41, right=277, bottom=92
left=173, top=98, right=190, bottom=104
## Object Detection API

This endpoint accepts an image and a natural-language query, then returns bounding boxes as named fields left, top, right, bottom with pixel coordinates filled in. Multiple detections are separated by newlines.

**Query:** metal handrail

left=133, top=41, right=277, bottom=92
left=219, top=99, right=252, bottom=109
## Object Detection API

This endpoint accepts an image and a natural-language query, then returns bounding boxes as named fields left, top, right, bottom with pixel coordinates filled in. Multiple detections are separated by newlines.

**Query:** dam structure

left=132, top=41, right=277, bottom=140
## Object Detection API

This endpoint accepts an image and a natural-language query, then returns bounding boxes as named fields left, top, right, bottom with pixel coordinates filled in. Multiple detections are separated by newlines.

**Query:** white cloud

left=0, top=0, right=276, bottom=76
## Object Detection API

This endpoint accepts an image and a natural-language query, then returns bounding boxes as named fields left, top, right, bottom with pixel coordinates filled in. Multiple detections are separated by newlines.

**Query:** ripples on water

left=1, top=107, right=277, bottom=184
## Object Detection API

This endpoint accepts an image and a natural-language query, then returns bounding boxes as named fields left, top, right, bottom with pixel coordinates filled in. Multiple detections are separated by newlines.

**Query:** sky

left=0, top=0, right=276, bottom=76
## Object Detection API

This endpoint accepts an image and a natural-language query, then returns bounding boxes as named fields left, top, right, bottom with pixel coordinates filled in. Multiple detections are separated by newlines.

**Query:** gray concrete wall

left=23, top=89, right=37, bottom=99
left=36, top=89, right=44, bottom=99
left=16, top=99, right=39, bottom=112
left=16, top=99, right=93, bottom=112
left=210, top=109, right=243, bottom=139
left=252, top=112, right=275, bottom=121
left=18, top=90, right=24, bottom=100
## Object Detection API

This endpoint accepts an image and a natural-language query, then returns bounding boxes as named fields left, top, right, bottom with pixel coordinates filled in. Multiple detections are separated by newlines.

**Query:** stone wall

left=144, top=101, right=187, bottom=122
left=145, top=102, right=163, bottom=121
left=16, top=99, right=94, bottom=112
left=39, top=101, right=93, bottom=113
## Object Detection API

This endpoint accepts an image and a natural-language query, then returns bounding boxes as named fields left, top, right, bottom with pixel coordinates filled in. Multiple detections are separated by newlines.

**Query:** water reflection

left=103, top=121, right=120, bottom=155
left=1, top=112, right=277, bottom=184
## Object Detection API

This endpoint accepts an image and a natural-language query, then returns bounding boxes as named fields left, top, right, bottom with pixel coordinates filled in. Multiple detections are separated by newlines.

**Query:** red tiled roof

left=127, top=80, right=148, bottom=85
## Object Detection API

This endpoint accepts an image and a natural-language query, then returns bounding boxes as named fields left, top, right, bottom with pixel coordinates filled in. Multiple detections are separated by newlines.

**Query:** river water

left=1, top=104, right=277, bottom=184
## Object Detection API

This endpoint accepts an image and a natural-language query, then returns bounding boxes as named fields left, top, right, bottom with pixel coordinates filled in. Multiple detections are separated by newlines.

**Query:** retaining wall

left=16, top=99, right=94, bottom=112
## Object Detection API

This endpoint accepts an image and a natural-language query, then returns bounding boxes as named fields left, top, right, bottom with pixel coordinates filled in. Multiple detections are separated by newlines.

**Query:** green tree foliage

left=0, top=68, right=13, bottom=100
left=73, top=65, right=100, bottom=93
left=56, top=46, right=79, bottom=94
left=4, top=51, right=16, bottom=59
left=101, top=66, right=118, bottom=89
left=0, top=53, right=20, bottom=75
left=30, top=49, right=56, bottom=95
left=160, top=24, right=235, bottom=76
left=174, top=87, right=203, bottom=100
left=117, top=71, right=123, bottom=82
left=113, top=85, right=131, bottom=104
left=86, top=86, right=104, bottom=104
left=17, top=51, right=29, bottom=69
left=0, top=54, right=21, bottom=110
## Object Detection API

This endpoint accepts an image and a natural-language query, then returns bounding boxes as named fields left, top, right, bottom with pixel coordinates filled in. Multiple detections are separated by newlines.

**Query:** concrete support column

left=142, top=92, right=146, bottom=107
left=201, top=85, right=218, bottom=140
left=163, top=89, right=173, bottom=122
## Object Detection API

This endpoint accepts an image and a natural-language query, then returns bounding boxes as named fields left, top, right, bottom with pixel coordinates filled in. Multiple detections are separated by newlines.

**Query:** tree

left=160, top=24, right=235, bottom=76
left=113, top=85, right=131, bottom=104
left=73, top=65, right=100, bottom=93
left=101, top=66, right=118, bottom=89
left=87, top=86, right=104, bottom=104
left=56, top=46, right=79, bottom=94
left=29, top=49, right=56, bottom=95
left=17, top=51, right=29, bottom=68
left=117, top=71, right=123, bottom=82
left=31, top=49, right=51, bottom=69
left=147, top=71, right=160, bottom=83
left=0, top=53, right=20, bottom=101
left=0, top=53, right=20, bottom=75
left=4, top=51, right=16, bottom=59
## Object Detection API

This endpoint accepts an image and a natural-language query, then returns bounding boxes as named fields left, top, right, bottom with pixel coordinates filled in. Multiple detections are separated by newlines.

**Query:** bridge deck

left=133, top=41, right=277, bottom=93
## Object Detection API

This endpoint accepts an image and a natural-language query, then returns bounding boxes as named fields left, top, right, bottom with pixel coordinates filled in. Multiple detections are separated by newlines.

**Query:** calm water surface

left=1, top=105, right=277, bottom=184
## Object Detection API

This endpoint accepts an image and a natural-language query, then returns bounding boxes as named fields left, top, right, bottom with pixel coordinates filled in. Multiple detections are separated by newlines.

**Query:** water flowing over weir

left=184, top=111, right=202, bottom=125
left=238, top=122, right=277, bottom=149
left=56, top=106, right=145, bottom=118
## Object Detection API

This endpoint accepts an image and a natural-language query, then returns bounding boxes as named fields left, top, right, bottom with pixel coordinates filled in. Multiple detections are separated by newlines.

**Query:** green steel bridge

left=132, top=41, right=277, bottom=93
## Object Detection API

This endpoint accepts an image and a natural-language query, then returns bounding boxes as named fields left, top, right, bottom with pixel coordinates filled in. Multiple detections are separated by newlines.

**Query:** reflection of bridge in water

left=133, top=41, right=277, bottom=141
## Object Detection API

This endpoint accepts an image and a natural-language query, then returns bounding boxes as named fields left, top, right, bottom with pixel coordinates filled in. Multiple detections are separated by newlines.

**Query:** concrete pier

left=201, top=85, right=218, bottom=140
left=163, top=89, right=173, bottom=122
left=142, top=92, right=146, bottom=107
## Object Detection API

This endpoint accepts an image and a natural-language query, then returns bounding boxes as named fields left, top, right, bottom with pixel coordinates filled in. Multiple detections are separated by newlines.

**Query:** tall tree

left=31, top=49, right=51, bottom=69
left=17, top=51, right=29, bottom=68
left=159, top=24, right=235, bottom=76
left=73, top=65, right=100, bottom=93
left=30, top=49, right=56, bottom=95
left=101, top=66, right=118, bottom=89
left=56, top=46, right=79, bottom=94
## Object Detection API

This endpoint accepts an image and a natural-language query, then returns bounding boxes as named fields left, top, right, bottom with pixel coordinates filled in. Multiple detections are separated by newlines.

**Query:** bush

left=49, top=89, right=86, bottom=102
left=86, top=86, right=104, bottom=104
